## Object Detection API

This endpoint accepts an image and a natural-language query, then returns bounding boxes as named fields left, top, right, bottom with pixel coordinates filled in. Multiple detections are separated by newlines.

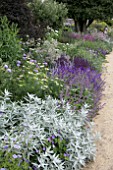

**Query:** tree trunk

left=74, top=19, right=94, bottom=33
left=86, top=19, right=94, bottom=28
left=74, top=20, right=80, bottom=32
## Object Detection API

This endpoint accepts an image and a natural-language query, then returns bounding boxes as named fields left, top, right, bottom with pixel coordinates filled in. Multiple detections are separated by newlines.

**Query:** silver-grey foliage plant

left=0, top=90, right=96, bottom=170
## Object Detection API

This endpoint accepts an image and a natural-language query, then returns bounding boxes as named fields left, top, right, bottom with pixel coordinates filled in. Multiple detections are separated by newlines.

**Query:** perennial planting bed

left=0, top=16, right=113, bottom=170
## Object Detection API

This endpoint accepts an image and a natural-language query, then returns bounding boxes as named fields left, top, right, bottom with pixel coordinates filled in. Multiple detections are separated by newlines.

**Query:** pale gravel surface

left=84, top=51, right=113, bottom=170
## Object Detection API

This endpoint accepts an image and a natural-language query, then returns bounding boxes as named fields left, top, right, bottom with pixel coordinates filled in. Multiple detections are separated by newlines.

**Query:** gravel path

left=84, top=51, right=113, bottom=170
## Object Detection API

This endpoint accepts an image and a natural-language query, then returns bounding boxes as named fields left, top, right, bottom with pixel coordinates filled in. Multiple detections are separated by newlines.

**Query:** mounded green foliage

left=90, top=21, right=108, bottom=32
left=28, top=0, right=68, bottom=30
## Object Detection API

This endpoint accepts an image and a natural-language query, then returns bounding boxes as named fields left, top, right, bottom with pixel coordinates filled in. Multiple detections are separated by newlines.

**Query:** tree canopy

left=56, top=0, right=113, bottom=32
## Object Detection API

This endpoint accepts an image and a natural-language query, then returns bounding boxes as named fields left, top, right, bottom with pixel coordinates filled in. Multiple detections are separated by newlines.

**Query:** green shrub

left=90, top=20, right=107, bottom=32
left=105, top=19, right=113, bottom=27
left=60, top=40, right=112, bottom=72
left=73, top=47, right=105, bottom=72
left=28, top=0, right=68, bottom=30
left=0, top=16, right=22, bottom=65
left=108, top=28, right=113, bottom=40
left=79, top=40, right=112, bottom=52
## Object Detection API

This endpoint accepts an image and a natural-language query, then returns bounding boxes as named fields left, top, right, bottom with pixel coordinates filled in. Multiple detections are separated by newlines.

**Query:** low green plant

left=0, top=16, right=22, bottom=65
left=63, top=86, right=93, bottom=110
left=74, top=48, right=105, bottom=72
left=79, top=40, right=112, bottom=52
left=58, top=40, right=112, bottom=72
left=0, top=151, right=31, bottom=170
left=108, top=28, right=113, bottom=41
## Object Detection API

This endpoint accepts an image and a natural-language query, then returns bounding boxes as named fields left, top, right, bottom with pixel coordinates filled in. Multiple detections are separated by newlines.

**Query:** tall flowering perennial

left=0, top=91, right=96, bottom=170
left=52, top=56, right=104, bottom=118
left=87, top=48, right=108, bottom=57
left=67, top=33, right=95, bottom=41
left=83, top=34, right=95, bottom=41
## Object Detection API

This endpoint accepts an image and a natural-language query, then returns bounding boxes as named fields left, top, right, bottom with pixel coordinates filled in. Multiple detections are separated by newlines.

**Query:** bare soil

left=84, top=51, right=113, bottom=170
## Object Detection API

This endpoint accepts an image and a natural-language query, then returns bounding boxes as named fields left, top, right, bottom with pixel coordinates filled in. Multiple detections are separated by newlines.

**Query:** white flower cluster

left=43, top=38, right=63, bottom=63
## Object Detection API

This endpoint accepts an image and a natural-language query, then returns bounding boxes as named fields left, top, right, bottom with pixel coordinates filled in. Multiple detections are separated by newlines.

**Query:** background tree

left=28, top=0, right=68, bottom=30
left=0, top=0, right=37, bottom=38
left=55, top=0, right=113, bottom=32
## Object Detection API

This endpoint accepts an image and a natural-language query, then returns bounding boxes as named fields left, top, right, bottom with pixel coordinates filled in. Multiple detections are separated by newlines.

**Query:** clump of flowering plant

left=0, top=55, right=63, bottom=101
left=83, top=34, right=95, bottom=41
left=73, top=57, right=94, bottom=69
left=52, top=56, right=104, bottom=117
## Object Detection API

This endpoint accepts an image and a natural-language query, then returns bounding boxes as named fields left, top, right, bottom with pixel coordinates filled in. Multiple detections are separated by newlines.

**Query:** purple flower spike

left=7, top=68, right=12, bottom=73
left=4, top=136, right=8, bottom=141
left=52, top=141, right=54, bottom=145
left=48, top=137, right=51, bottom=142
left=58, top=129, right=61, bottom=134
left=17, top=63, right=20, bottom=67
left=13, top=154, right=18, bottom=159
left=30, top=59, right=37, bottom=63
left=33, top=60, right=37, bottom=63
left=64, top=153, right=67, bottom=157
left=23, top=56, right=27, bottom=60
left=17, top=154, right=22, bottom=158
left=12, top=138, right=16, bottom=142
left=34, top=69, right=38, bottom=73
left=35, top=149, right=39, bottom=153
left=25, top=159, right=29, bottom=163
left=4, top=145, right=8, bottom=149
left=60, top=138, right=63, bottom=141
left=4, top=64, right=8, bottom=69
left=30, top=59, right=34, bottom=63
left=17, top=60, right=21, bottom=64
left=64, top=153, right=69, bottom=157
left=23, top=53, right=27, bottom=57
left=43, top=62, right=48, bottom=65
left=52, top=135, right=55, bottom=139
left=1, top=168, right=6, bottom=170
left=36, top=64, right=39, bottom=68
left=42, top=147, right=46, bottom=151
left=14, top=144, right=21, bottom=149
left=0, top=111, right=4, bottom=115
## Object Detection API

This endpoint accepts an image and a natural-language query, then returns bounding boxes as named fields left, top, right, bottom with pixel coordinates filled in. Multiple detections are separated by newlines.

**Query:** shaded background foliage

left=56, top=0, right=113, bottom=32
left=0, top=0, right=41, bottom=39
left=0, top=0, right=68, bottom=39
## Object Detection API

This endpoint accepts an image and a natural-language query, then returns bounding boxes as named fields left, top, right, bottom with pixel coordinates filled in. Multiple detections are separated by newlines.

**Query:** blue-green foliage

left=0, top=91, right=96, bottom=170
